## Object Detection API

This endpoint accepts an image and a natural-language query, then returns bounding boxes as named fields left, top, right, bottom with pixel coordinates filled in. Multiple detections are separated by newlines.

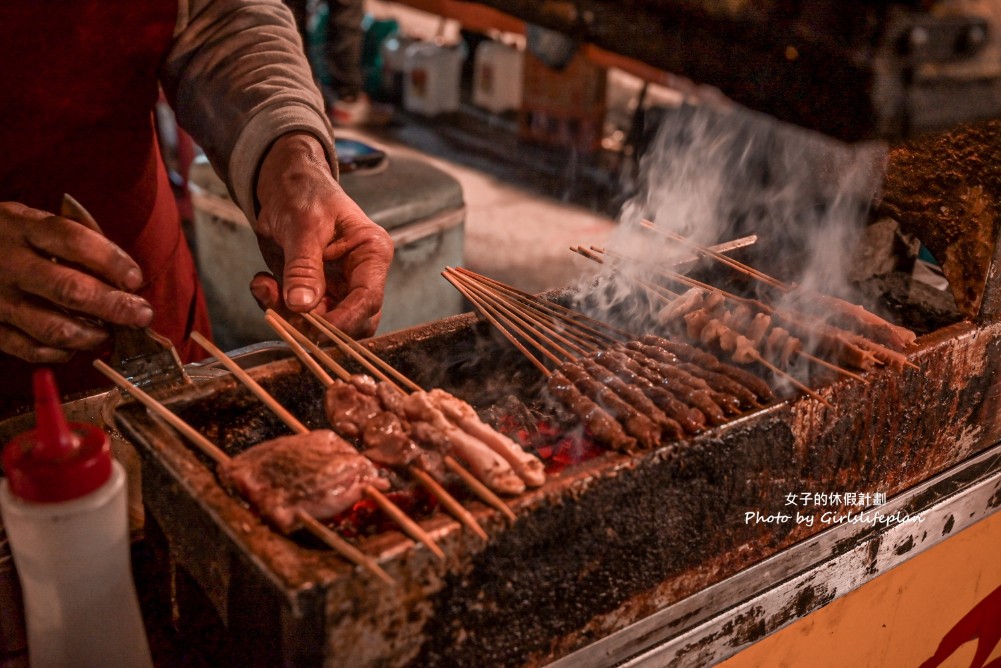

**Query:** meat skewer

left=641, top=222, right=917, bottom=350
left=617, top=346, right=731, bottom=424
left=93, top=360, right=395, bottom=585
left=682, top=316, right=830, bottom=405
left=580, top=246, right=869, bottom=382
left=294, top=313, right=535, bottom=521
left=267, top=314, right=491, bottom=538
left=615, top=346, right=746, bottom=416
left=545, top=370, right=637, bottom=451
left=399, top=391, right=527, bottom=495
left=579, top=358, right=685, bottom=439
left=428, top=389, right=546, bottom=487
left=305, top=312, right=545, bottom=492
left=191, top=332, right=447, bottom=561
left=559, top=361, right=662, bottom=448
left=638, top=336, right=775, bottom=401
left=442, top=268, right=764, bottom=445
left=591, top=350, right=707, bottom=432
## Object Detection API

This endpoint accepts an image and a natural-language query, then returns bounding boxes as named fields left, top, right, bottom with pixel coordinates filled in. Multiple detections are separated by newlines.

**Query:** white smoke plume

left=578, top=101, right=886, bottom=325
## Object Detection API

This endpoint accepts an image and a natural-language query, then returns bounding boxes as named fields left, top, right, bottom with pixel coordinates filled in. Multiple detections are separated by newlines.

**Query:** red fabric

left=0, top=1, right=211, bottom=414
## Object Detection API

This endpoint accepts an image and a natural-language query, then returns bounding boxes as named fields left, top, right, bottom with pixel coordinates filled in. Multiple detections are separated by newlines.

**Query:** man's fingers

left=321, top=287, right=383, bottom=338
left=0, top=322, right=79, bottom=364
left=250, top=272, right=281, bottom=312
left=17, top=259, right=153, bottom=327
left=0, top=294, right=109, bottom=351
left=27, top=216, right=143, bottom=291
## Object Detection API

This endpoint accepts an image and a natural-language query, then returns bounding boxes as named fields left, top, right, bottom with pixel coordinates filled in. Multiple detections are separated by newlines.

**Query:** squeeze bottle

left=0, top=369, right=152, bottom=668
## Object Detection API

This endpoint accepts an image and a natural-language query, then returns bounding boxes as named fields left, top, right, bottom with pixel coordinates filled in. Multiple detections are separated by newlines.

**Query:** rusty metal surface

left=881, top=120, right=1001, bottom=319
left=557, top=440, right=1001, bottom=667
left=457, top=0, right=1001, bottom=141
left=114, top=304, right=1001, bottom=666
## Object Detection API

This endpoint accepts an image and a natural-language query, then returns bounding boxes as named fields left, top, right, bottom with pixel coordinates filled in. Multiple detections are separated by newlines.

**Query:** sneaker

left=329, top=93, right=394, bottom=128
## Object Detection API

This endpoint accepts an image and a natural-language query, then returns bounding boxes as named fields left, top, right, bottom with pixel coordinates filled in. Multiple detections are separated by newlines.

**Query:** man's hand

left=250, top=132, right=393, bottom=338
left=0, top=201, right=154, bottom=363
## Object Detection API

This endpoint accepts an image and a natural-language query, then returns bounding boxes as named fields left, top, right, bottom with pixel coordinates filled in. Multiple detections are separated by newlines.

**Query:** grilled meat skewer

left=580, top=359, right=685, bottom=440
left=401, top=391, right=527, bottom=495
left=559, top=361, right=662, bottom=448
left=618, top=342, right=754, bottom=412
left=218, top=430, right=391, bottom=534
left=545, top=371, right=637, bottom=452
left=638, top=335, right=774, bottom=401
left=325, top=377, right=446, bottom=479
left=592, top=350, right=707, bottom=433
left=428, top=389, right=546, bottom=488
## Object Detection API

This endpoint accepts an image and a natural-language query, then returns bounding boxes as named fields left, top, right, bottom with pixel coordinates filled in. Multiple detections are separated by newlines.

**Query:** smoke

left=578, top=102, right=886, bottom=324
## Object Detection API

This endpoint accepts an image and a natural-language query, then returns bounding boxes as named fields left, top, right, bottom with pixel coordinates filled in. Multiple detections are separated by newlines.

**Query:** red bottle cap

left=2, top=369, right=112, bottom=502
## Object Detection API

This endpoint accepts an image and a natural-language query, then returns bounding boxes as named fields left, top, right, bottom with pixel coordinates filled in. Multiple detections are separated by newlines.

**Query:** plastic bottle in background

left=0, top=369, right=152, bottom=668
left=403, top=41, right=463, bottom=116
left=473, top=40, right=523, bottom=114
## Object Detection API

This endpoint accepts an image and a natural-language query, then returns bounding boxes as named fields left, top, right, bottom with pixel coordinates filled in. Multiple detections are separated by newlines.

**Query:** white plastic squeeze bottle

left=0, top=369, right=152, bottom=668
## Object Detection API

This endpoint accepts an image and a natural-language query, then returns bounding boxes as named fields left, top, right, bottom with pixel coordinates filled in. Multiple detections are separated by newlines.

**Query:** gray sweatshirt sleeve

left=161, top=0, right=338, bottom=223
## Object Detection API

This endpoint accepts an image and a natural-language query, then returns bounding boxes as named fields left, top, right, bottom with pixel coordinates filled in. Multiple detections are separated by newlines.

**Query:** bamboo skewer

left=571, top=246, right=680, bottom=305
left=191, top=332, right=447, bottom=562
left=640, top=221, right=786, bottom=290
left=295, top=311, right=519, bottom=524
left=446, top=268, right=596, bottom=369
left=94, top=360, right=228, bottom=465
left=445, top=456, right=517, bottom=522
left=449, top=270, right=580, bottom=362
left=365, top=487, right=446, bottom=560
left=267, top=312, right=489, bottom=542
left=304, top=314, right=421, bottom=393
left=191, top=332, right=309, bottom=434
left=453, top=266, right=631, bottom=344
left=458, top=274, right=593, bottom=357
left=265, top=311, right=353, bottom=382
left=443, top=270, right=551, bottom=376
left=455, top=269, right=602, bottom=358
left=265, top=314, right=335, bottom=387
left=582, top=246, right=871, bottom=384
left=93, top=359, right=394, bottom=585
left=304, top=313, right=402, bottom=390
left=409, top=467, right=489, bottom=541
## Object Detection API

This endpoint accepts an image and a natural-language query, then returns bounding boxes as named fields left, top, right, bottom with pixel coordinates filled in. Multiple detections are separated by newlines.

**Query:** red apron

left=0, top=1, right=211, bottom=415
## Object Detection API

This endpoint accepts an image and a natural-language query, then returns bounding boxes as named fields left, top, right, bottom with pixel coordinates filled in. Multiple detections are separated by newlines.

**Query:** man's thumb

left=281, top=242, right=325, bottom=311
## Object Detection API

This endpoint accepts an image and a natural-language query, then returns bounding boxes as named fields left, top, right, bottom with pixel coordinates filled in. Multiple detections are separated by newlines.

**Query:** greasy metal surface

left=554, top=438, right=1001, bottom=667
left=115, top=308, right=1001, bottom=666
left=460, top=0, right=1000, bottom=141
left=881, top=119, right=1001, bottom=319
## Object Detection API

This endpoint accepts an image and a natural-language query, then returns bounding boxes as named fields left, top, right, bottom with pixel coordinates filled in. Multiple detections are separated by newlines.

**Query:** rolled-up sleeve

left=161, top=0, right=337, bottom=222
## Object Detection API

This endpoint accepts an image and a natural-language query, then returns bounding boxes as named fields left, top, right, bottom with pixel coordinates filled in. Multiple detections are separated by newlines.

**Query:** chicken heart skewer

left=302, top=313, right=545, bottom=509
left=265, top=312, right=489, bottom=541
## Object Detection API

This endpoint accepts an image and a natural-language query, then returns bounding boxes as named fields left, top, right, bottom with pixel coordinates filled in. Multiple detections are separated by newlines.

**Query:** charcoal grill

left=113, top=257, right=1001, bottom=665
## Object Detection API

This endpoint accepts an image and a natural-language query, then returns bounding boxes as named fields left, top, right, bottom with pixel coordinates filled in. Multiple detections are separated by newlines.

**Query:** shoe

left=329, top=93, right=394, bottom=128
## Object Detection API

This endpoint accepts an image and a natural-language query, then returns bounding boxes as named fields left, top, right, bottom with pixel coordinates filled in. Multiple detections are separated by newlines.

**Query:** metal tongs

left=60, top=194, right=190, bottom=392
